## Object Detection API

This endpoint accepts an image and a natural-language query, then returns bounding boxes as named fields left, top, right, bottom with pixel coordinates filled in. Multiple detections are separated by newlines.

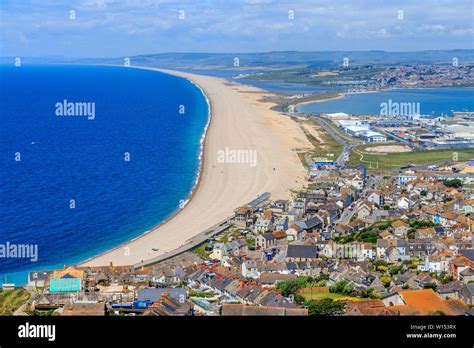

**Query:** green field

left=349, top=146, right=474, bottom=173
left=303, top=120, right=343, bottom=159
left=250, top=66, right=385, bottom=86
left=0, top=288, right=30, bottom=315
left=298, top=288, right=359, bottom=302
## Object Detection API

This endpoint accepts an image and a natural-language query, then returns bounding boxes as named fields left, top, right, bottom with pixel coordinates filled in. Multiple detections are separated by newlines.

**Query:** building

left=359, top=131, right=387, bottom=143
left=144, top=292, right=193, bottom=316
left=49, top=277, right=82, bottom=293
left=285, top=244, right=318, bottom=262
left=381, top=289, right=468, bottom=315
left=325, top=112, right=350, bottom=120
left=61, top=302, right=106, bottom=316
left=398, top=171, right=417, bottom=186
left=137, top=288, right=186, bottom=304
left=222, top=303, right=308, bottom=316
left=391, top=220, right=410, bottom=237
left=234, top=207, right=253, bottom=228
left=256, top=232, right=281, bottom=249
left=27, top=270, right=54, bottom=289
left=459, top=283, right=474, bottom=305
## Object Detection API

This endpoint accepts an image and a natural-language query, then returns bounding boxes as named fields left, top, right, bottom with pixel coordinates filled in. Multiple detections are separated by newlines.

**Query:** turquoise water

left=298, top=88, right=474, bottom=116
left=0, top=65, right=209, bottom=285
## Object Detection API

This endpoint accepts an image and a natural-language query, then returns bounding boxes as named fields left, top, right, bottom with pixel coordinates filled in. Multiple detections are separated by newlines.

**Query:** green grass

left=218, top=228, right=241, bottom=242
left=0, top=288, right=30, bottom=315
left=189, top=291, right=214, bottom=298
left=249, top=66, right=384, bottom=86
left=350, top=147, right=474, bottom=173
left=303, top=120, right=343, bottom=159
left=192, top=244, right=211, bottom=260
left=298, top=289, right=359, bottom=302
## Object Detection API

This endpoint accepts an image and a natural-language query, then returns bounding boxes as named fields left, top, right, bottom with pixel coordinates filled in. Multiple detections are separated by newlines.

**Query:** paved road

left=134, top=193, right=271, bottom=269
left=310, top=116, right=362, bottom=168
left=134, top=218, right=233, bottom=269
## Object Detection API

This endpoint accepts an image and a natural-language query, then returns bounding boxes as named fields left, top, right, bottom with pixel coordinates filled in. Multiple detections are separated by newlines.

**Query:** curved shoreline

left=80, top=66, right=212, bottom=266
left=81, top=66, right=310, bottom=267
left=295, top=89, right=384, bottom=112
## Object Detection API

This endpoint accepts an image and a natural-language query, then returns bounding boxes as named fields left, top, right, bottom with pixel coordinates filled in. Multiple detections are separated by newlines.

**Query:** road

left=134, top=218, right=233, bottom=269
left=310, top=115, right=362, bottom=168
left=133, top=192, right=270, bottom=269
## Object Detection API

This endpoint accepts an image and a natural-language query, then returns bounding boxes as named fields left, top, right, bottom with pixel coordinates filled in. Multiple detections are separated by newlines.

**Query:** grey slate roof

left=459, top=249, right=474, bottom=261
left=286, top=244, right=318, bottom=259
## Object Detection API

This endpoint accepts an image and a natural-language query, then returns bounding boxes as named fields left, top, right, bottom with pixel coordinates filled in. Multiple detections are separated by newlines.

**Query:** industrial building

left=359, top=131, right=387, bottom=143
left=337, top=121, right=387, bottom=143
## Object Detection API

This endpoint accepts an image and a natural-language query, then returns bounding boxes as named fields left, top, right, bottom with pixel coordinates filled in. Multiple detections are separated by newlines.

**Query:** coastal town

left=4, top=106, right=473, bottom=317
left=2, top=2, right=474, bottom=347
left=252, top=63, right=474, bottom=92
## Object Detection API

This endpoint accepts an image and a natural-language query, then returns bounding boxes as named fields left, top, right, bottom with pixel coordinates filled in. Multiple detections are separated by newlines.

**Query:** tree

left=276, top=279, right=301, bottom=297
left=442, top=179, right=462, bottom=188
left=389, top=265, right=404, bottom=275
left=276, top=277, right=311, bottom=297
left=360, top=288, right=379, bottom=299
left=329, top=280, right=349, bottom=294
left=423, top=282, right=437, bottom=291
left=307, top=298, right=345, bottom=316
left=342, top=282, right=356, bottom=295
left=380, top=276, right=392, bottom=288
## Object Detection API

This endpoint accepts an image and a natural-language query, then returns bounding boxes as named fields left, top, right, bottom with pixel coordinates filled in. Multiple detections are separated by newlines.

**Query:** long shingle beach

left=81, top=67, right=310, bottom=267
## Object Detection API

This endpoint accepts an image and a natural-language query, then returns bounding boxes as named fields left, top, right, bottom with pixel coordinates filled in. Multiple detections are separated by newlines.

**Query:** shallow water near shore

left=0, top=64, right=209, bottom=285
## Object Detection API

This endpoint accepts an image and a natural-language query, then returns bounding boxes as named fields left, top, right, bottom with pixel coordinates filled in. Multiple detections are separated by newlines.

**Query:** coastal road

left=310, top=115, right=362, bottom=168
left=134, top=218, right=233, bottom=268
left=134, top=192, right=271, bottom=268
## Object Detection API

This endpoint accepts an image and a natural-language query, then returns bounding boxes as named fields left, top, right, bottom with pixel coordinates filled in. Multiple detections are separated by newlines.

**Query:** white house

left=242, top=260, right=260, bottom=279
left=418, top=255, right=449, bottom=274
left=351, top=173, right=364, bottom=190
left=254, top=218, right=273, bottom=234
left=397, top=196, right=411, bottom=210
left=398, top=171, right=417, bottom=186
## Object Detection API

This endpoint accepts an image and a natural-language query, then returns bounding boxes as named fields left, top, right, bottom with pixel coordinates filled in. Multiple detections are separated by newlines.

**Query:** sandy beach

left=81, top=67, right=310, bottom=267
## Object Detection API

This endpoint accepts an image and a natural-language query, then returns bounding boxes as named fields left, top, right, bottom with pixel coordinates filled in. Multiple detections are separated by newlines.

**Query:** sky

left=0, top=0, right=473, bottom=57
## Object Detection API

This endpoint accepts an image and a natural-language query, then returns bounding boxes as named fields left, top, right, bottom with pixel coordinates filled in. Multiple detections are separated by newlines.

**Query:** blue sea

left=297, top=88, right=474, bottom=116
left=0, top=65, right=209, bottom=285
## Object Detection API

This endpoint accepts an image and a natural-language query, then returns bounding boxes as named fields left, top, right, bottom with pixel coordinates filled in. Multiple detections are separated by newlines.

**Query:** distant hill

left=2, top=50, right=474, bottom=68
